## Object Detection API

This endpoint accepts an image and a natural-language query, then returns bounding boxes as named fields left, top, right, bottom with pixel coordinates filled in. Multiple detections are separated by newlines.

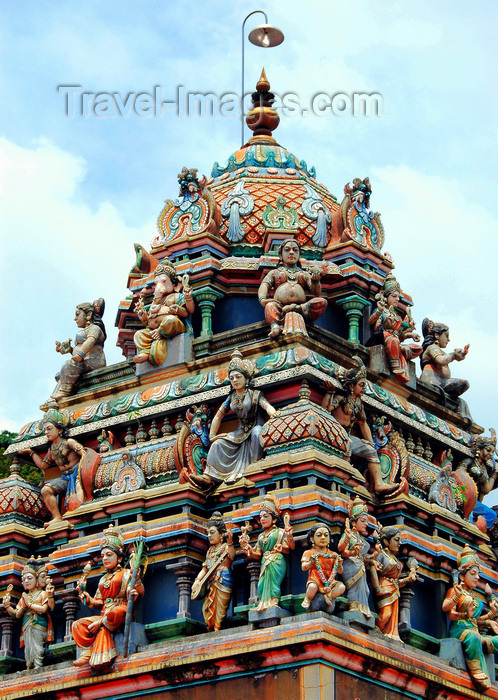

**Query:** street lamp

left=241, top=11, right=284, bottom=146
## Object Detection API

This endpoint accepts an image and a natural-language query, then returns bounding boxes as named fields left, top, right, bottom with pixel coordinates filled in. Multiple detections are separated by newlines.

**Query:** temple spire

left=245, top=68, right=280, bottom=144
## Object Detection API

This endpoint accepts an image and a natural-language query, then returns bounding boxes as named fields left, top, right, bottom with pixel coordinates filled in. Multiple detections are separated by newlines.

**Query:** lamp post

left=241, top=11, right=284, bottom=146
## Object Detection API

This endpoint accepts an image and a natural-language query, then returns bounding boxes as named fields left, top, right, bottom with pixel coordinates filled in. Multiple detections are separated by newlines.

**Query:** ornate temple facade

left=1, top=72, right=497, bottom=699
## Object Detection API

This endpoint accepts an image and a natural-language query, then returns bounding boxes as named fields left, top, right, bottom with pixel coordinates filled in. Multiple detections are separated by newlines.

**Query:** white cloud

left=0, top=137, right=153, bottom=428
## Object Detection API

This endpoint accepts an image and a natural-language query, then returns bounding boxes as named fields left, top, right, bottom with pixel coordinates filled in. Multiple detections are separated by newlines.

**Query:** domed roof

left=208, top=72, right=340, bottom=252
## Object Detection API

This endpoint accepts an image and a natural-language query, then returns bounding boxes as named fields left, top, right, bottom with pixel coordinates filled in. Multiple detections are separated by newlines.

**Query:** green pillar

left=194, top=290, right=223, bottom=337
left=336, top=294, right=370, bottom=343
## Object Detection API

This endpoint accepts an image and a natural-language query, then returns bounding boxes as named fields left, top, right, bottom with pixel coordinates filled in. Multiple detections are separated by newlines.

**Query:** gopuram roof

left=1, top=69, right=497, bottom=700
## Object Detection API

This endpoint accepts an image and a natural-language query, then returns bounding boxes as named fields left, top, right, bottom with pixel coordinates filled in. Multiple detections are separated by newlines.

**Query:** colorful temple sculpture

left=1, top=70, right=498, bottom=700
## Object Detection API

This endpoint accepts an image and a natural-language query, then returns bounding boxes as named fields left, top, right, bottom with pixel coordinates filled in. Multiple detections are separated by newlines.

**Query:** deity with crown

left=189, top=349, right=278, bottom=491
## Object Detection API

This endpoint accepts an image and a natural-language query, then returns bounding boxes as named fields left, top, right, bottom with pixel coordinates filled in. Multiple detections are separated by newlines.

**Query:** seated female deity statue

left=420, top=318, right=471, bottom=422
left=367, top=274, right=421, bottom=383
left=42, top=299, right=106, bottom=408
left=133, top=261, right=194, bottom=366
left=72, top=526, right=144, bottom=671
left=301, top=523, right=345, bottom=612
left=442, top=545, right=498, bottom=691
left=258, top=238, right=327, bottom=339
left=189, top=350, right=278, bottom=492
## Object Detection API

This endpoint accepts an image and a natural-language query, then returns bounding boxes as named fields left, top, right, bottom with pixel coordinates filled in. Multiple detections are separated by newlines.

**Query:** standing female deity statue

left=301, top=523, right=345, bottom=612
left=42, top=298, right=106, bottom=407
left=442, top=545, right=498, bottom=691
left=258, top=238, right=327, bottom=339
left=2, top=559, right=54, bottom=669
left=239, top=493, right=294, bottom=612
left=191, top=512, right=235, bottom=631
left=370, top=526, right=417, bottom=640
left=338, top=496, right=379, bottom=621
left=367, top=274, right=421, bottom=384
left=189, top=349, right=278, bottom=491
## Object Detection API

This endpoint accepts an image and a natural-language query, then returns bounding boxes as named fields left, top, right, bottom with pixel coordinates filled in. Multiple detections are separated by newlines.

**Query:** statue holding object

left=2, top=558, right=54, bottom=669
left=442, top=545, right=498, bottom=691
left=462, top=432, right=498, bottom=529
left=370, top=527, right=417, bottom=641
left=239, top=493, right=294, bottom=612
left=19, top=408, right=100, bottom=527
left=133, top=260, right=194, bottom=366
left=191, top=512, right=235, bottom=631
left=338, top=497, right=379, bottom=620
left=72, top=525, right=145, bottom=671
left=420, top=318, right=471, bottom=421
left=41, top=299, right=106, bottom=408
left=367, top=274, right=421, bottom=384
left=258, top=238, right=328, bottom=339
left=322, top=357, right=398, bottom=496
left=301, top=523, right=345, bottom=612
left=189, top=350, right=278, bottom=491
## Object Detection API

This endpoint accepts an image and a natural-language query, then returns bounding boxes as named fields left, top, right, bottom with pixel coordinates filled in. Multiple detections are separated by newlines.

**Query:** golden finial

left=256, top=68, right=270, bottom=92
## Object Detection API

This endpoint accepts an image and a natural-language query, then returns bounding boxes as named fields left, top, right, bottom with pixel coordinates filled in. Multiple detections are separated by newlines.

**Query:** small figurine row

left=191, top=495, right=415, bottom=644
left=1, top=526, right=145, bottom=673
left=2, top=511, right=498, bottom=692
left=192, top=495, right=498, bottom=693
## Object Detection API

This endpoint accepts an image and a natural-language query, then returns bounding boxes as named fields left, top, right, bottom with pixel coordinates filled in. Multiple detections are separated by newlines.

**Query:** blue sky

left=1, top=1, right=497, bottom=487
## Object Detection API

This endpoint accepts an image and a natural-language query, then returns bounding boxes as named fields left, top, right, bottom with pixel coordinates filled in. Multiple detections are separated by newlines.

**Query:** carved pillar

left=194, top=290, right=223, bottom=337
left=247, top=560, right=261, bottom=606
left=173, top=564, right=198, bottom=619
left=398, top=586, right=415, bottom=634
left=336, top=294, right=369, bottom=344
left=60, top=587, right=81, bottom=642
left=0, top=610, right=15, bottom=657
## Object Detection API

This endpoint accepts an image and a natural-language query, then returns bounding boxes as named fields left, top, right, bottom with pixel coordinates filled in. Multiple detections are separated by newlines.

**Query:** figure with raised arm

left=462, top=432, right=498, bottom=529
left=2, top=559, right=53, bottom=669
left=420, top=318, right=471, bottom=421
left=19, top=409, right=99, bottom=526
left=133, top=260, right=194, bottom=366
left=41, top=299, right=106, bottom=408
left=189, top=350, right=278, bottom=491
left=370, top=527, right=417, bottom=640
left=338, top=497, right=379, bottom=620
left=239, top=493, right=294, bottom=611
left=367, top=274, right=421, bottom=383
left=191, top=512, right=235, bottom=631
left=258, top=238, right=327, bottom=339
left=72, top=526, right=144, bottom=671
left=442, top=545, right=498, bottom=691
left=301, top=523, right=345, bottom=612
left=322, top=357, right=398, bottom=496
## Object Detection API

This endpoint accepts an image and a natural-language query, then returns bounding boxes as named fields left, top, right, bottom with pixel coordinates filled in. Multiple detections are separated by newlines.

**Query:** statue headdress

left=381, top=274, right=401, bottom=297
left=43, top=408, right=69, bottom=429
left=342, top=356, right=367, bottom=391
left=471, top=431, right=497, bottom=455
left=348, top=496, right=368, bottom=521
left=154, top=258, right=178, bottom=282
left=227, top=349, right=255, bottom=380
left=457, top=545, right=480, bottom=573
left=99, top=524, right=125, bottom=556
left=259, top=492, right=281, bottom=518
left=22, top=557, right=38, bottom=578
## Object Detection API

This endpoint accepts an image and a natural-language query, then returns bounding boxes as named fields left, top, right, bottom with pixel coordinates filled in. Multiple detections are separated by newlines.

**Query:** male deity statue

left=133, top=260, right=195, bottom=366
left=322, top=357, right=398, bottom=496
left=462, top=432, right=498, bottom=529
left=258, top=238, right=327, bottom=339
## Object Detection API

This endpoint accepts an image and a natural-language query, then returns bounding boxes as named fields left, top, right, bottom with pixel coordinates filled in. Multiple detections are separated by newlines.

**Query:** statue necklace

left=233, top=390, right=247, bottom=410
left=284, top=266, right=299, bottom=282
